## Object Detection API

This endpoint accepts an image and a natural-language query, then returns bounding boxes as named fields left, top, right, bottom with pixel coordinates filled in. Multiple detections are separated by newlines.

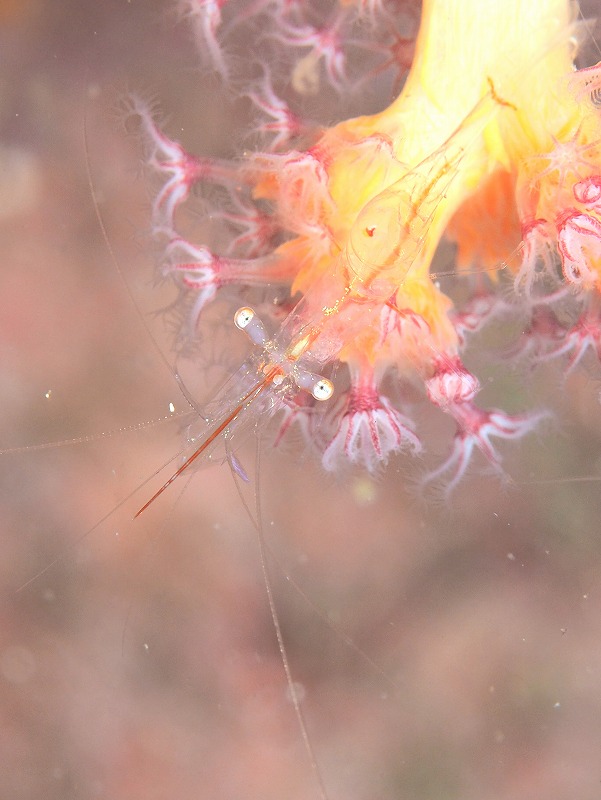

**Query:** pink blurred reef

left=1, top=1, right=601, bottom=800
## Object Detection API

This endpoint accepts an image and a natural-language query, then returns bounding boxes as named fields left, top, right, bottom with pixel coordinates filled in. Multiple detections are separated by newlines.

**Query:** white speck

left=169, top=402, right=175, bottom=413
left=507, top=552, right=516, bottom=561
left=143, top=643, right=149, bottom=651
left=44, top=390, right=52, bottom=399
left=493, top=512, right=498, bottom=518
left=554, top=702, right=561, bottom=709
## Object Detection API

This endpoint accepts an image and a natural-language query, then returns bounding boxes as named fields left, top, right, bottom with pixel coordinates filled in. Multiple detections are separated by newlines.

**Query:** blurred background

left=1, top=1, right=601, bottom=798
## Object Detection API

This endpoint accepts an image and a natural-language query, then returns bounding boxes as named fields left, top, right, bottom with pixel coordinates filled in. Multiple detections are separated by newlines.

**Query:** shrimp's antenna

left=83, top=90, right=196, bottom=410
left=15, top=438, right=194, bottom=593
left=0, top=411, right=191, bottom=455
left=577, top=4, right=601, bottom=61
left=251, top=437, right=329, bottom=800
left=227, top=440, right=402, bottom=692
left=521, top=474, right=601, bottom=485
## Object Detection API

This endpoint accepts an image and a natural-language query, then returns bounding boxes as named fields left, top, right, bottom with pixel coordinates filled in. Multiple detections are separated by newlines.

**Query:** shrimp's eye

left=294, top=368, right=334, bottom=400
left=234, top=307, right=256, bottom=329
left=234, top=306, right=269, bottom=346
left=312, top=378, right=334, bottom=401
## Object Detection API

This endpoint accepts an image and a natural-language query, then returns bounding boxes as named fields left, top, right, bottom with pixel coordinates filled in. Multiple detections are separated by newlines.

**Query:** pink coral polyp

left=425, top=357, right=480, bottom=410
left=322, top=371, right=420, bottom=473
left=556, top=209, right=601, bottom=287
